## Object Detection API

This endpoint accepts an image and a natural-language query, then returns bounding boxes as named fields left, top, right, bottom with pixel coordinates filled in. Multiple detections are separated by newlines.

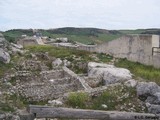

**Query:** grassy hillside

left=40, top=27, right=122, bottom=44
left=3, top=27, right=122, bottom=44
left=119, top=29, right=146, bottom=34
left=3, top=28, right=160, bottom=44
left=3, top=29, right=33, bottom=43
left=119, top=28, right=160, bottom=35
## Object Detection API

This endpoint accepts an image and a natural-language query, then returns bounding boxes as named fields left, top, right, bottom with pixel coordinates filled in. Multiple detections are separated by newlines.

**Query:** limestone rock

left=52, top=58, right=63, bottom=67
left=88, top=62, right=132, bottom=85
left=136, top=82, right=160, bottom=99
left=10, top=46, right=24, bottom=54
left=0, top=48, right=10, bottom=63
left=88, top=62, right=113, bottom=70
left=124, top=79, right=137, bottom=87
left=101, top=104, right=108, bottom=109
left=63, top=59, right=71, bottom=67
left=11, top=43, right=23, bottom=49
left=48, top=100, right=63, bottom=106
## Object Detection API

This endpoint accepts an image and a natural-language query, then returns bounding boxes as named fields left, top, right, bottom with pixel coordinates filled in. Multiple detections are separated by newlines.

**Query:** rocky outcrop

left=0, top=48, right=10, bottom=63
left=136, top=82, right=160, bottom=99
left=88, top=62, right=132, bottom=85
left=136, top=82, right=160, bottom=114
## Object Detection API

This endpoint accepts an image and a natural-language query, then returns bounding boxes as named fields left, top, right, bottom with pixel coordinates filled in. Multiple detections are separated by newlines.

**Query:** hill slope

left=3, top=28, right=160, bottom=44
left=3, top=27, right=122, bottom=44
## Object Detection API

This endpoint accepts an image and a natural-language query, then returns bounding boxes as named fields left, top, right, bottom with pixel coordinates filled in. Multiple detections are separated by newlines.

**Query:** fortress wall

left=95, top=35, right=160, bottom=68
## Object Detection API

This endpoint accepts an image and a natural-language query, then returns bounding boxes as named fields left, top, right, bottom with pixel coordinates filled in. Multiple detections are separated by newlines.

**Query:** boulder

left=136, top=82, right=160, bottom=99
left=0, top=48, right=10, bottom=63
left=88, top=62, right=132, bottom=85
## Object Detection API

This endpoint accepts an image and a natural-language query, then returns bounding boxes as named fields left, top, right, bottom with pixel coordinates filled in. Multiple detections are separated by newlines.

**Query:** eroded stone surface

left=88, top=62, right=132, bottom=85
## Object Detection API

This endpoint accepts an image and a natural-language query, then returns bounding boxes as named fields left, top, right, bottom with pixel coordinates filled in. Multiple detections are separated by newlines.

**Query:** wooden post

left=28, top=105, right=160, bottom=120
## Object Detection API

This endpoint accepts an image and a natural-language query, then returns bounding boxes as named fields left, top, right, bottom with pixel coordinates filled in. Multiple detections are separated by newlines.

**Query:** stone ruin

left=15, top=67, right=85, bottom=102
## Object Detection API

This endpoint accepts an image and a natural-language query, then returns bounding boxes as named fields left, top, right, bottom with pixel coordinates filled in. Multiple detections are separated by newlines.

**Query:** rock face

left=88, top=62, right=132, bottom=85
left=0, top=48, right=10, bottom=63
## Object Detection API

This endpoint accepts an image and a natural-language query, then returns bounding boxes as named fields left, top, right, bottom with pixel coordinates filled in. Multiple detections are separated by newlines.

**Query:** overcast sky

left=0, top=0, right=160, bottom=31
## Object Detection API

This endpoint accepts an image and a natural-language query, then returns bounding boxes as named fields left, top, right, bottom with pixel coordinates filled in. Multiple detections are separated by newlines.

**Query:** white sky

left=0, top=0, right=160, bottom=31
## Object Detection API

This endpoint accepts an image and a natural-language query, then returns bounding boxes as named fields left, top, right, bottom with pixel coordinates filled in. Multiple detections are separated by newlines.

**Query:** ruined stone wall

left=17, top=39, right=38, bottom=47
left=95, top=35, right=160, bottom=68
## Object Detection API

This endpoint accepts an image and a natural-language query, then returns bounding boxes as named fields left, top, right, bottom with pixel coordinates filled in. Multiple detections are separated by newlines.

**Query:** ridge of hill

left=3, top=27, right=160, bottom=44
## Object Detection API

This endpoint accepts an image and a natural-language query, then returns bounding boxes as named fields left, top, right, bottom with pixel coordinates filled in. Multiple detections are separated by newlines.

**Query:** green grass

left=0, top=103, right=15, bottom=112
left=3, top=28, right=122, bottom=44
left=66, top=85, right=146, bottom=112
left=91, top=86, right=138, bottom=111
left=44, top=33, right=121, bottom=45
left=96, top=53, right=113, bottom=63
left=67, top=92, right=89, bottom=109
left=115, top=59, right=160, bottom=84
left=0, top=61, right=13, bottom=78
left=3, top=29, right=33, bottom=43
left=97, top=34, right=122, bottom=42
left=119, top=29, right=146, bottom=34
left=26, top=45, right=91, bottom=60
